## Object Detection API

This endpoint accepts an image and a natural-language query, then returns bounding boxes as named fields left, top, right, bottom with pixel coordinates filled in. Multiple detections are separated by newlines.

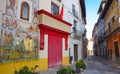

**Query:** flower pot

left=80, top=68, right=85, bottom=74
left=76, top=66, right=80, bottom=73
left=57, top=71, right=60, bottom=74
left=32, top=72, right=37, bottom=74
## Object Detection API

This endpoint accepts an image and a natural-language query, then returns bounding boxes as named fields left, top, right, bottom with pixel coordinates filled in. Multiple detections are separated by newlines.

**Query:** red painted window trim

left=37, top=10, right=72, bottom=26
left=38, top=24, right=70, bottom=50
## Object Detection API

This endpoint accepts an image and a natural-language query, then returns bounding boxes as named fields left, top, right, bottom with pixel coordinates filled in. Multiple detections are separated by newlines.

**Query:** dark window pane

left=51, top=3, right=59, bottom=16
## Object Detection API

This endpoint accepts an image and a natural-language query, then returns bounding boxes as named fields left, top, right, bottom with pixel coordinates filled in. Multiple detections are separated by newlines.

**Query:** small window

left=72, top=20, right=77, bottom=33
left=73, top=20, right=77, bottom=28
left=51, top=2, right=59, bottom=16
left=73, top=20, right=77, bottom=29
left=20, top=2, right=30, bottom=21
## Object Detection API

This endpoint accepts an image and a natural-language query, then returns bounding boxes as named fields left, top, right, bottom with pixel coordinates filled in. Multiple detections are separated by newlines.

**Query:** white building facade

left=63, top=0, right=86, bottom=63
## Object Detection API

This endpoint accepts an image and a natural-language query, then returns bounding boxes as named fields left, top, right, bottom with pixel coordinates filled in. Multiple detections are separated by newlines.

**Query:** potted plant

left=79, top=59, right=86, bottom=70
left=75, top=61, right=80, bottom=73
left=14, top=65, right=39, bottom=74
left=66, top=66, right=75, bottom=74
left=57, top=66, right=75, bottom=74
left=75, top=59, right=86, bottom=73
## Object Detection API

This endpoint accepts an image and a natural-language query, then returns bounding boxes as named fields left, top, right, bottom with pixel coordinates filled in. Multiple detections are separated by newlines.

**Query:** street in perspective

left=85, top=56, right=120, bottom=74
left=39, top=55, right=120, bottom=74
left=0, top=0, right=120, bottom=74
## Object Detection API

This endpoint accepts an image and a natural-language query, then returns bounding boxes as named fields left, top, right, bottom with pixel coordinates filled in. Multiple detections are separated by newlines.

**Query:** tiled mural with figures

left=0, top=0, right=39, bottom=62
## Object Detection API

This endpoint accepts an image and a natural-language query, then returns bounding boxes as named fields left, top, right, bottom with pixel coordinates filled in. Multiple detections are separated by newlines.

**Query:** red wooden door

left=48, top=35, right=62, bottom=68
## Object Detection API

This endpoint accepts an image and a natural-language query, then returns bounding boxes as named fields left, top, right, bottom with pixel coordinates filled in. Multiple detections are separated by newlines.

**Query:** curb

left=96, top=56, right=120, bottom=69
left=110, top=62, right=120, bottom=69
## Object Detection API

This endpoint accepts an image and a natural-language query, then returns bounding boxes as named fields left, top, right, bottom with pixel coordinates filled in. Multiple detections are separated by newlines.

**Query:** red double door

left=48, top=35, right=62, bottom=68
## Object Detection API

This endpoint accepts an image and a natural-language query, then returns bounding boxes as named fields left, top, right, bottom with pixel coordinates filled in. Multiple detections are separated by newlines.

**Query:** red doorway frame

left=38, top=24, right=70, bottom=50
left=38, top=24, right=70, bottom=68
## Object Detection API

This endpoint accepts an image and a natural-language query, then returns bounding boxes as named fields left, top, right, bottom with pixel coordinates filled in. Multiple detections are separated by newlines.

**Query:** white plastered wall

left=0, top=0, right=6, bottom=46
left=69, top=37, right=82, bottom=63
left=39, top=34, right=48, bottom=59
left=63, top=0, right=85, bottom=63
left=62, top=38, right=69, bottom=57
left=17, top=0, right=33, bottom=23
left=39, top=0, right=51, bottom=13
left=0, top=0, right=6, bottom=13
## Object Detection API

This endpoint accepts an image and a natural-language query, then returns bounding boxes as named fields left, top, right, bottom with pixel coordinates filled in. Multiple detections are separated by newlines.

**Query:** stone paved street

left=85, top=56, right=120, bottom=74
left=38, top=56, right=120, bottom=74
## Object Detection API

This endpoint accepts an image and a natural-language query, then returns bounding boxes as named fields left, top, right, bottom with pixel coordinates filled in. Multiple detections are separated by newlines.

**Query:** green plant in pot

left=75, top=59, right=86, bottom=73
left=75, top=61, right=81, bottom=73
left=57, top=66, right=75, bottom=74
left=14, top=65, right=39, bottom=74
left=79, top=59, right=86, bottom=70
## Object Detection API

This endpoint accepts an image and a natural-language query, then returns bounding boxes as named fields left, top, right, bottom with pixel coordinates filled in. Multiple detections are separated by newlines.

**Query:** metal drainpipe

left=81, top=34, right=85, bottom=59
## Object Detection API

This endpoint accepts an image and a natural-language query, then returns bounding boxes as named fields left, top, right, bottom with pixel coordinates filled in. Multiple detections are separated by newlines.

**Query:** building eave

left=100, top=0, right=113, bottom=19
left=97, top=1, right=107, bottom=14
left=79, top=0, right=87, bottom=25
left=97, top=2, right=102, bottom=14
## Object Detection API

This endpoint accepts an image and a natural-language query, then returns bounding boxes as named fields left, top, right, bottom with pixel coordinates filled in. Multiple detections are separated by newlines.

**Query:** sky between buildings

left=85, top=0, right=101, bottom=39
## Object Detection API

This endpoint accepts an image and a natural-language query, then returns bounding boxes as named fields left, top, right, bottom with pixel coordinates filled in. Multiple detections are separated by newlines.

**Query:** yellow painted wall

left=62, top=38, right=69, bottom=65
left=104, top=0, right=120, bottom=58
left=0, top=58, right=48, bottom=74
left=104, top=0, right=119, bottom=31
left=62, top=56, right=69, bottom=65
left=0, top=18, right=70, bottom=74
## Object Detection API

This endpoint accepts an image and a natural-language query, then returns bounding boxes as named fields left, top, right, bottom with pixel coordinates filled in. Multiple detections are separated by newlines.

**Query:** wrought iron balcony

left=72, top=9, right=78, bottom=18
left=72, top=27, right=82, bottom=38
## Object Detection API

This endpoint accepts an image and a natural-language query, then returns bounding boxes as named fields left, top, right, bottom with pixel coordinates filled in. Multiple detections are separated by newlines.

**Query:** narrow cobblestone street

left=39, top=56, right=120, bottom=74
left=85, top=56, right=120, bottom=74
